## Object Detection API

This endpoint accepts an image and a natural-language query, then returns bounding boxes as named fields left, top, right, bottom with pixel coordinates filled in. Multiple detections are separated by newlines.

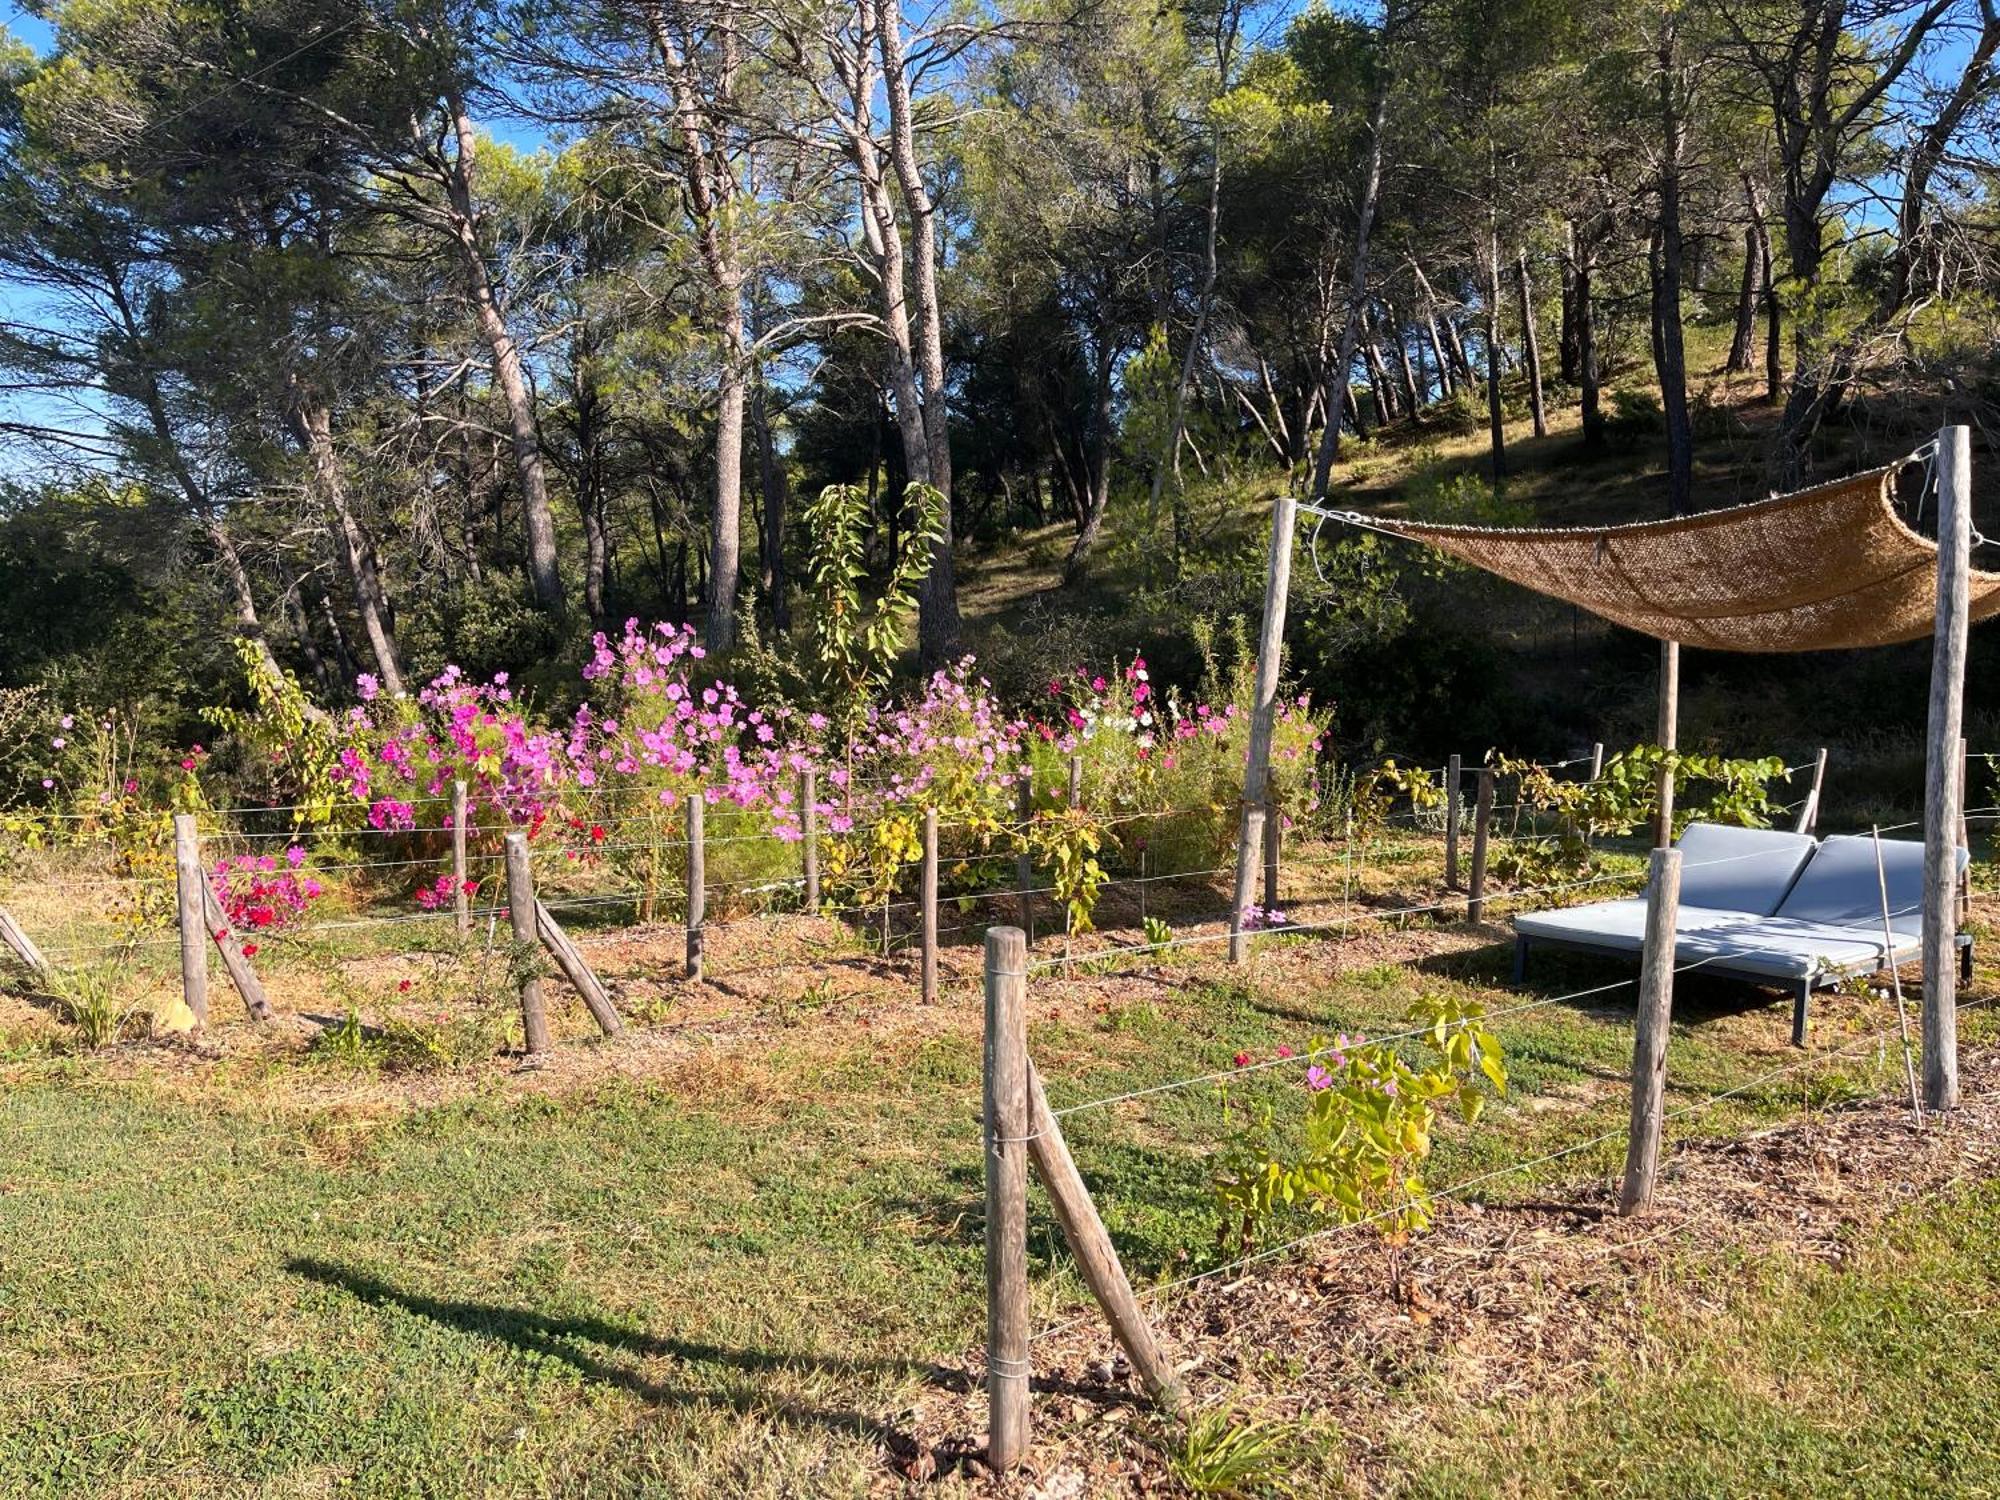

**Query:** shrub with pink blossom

left=210, top=845, right=324, bottom=951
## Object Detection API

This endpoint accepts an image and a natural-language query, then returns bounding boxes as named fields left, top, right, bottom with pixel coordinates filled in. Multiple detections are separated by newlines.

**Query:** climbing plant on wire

left=1490, top=745, right=1786, bottom=884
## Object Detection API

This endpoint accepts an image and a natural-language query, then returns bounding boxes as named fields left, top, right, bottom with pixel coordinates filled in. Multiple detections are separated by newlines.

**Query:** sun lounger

left=1513, top=823, right=1972, bottom=1046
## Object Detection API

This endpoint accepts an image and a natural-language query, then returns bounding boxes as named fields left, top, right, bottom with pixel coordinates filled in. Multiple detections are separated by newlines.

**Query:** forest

left=0, top=0, right=1997, bottom=760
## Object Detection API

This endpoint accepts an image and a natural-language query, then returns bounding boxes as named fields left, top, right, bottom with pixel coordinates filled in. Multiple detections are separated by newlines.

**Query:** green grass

left=1398, top=1180, right=2000, bottom=1499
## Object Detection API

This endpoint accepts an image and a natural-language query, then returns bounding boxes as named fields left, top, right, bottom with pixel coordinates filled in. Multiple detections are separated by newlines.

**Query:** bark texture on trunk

left=440, top=93, right=564, bottom=612
left=286, top=393, right=404, bottom=695
left=1515, top=250, right=1546, bottom=439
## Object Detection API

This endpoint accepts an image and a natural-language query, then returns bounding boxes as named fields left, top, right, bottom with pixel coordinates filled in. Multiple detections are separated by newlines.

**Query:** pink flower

left=1276, top=1044, right=1295, bottom=1059
left=1306, top=1065, right=1333, bottom=1091
left=1232, top=1051, right=1251, bottom=1068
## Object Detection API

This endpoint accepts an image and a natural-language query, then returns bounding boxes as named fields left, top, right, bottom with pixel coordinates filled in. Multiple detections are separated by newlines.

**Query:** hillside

left=953, top=322, right=1999, bottom=828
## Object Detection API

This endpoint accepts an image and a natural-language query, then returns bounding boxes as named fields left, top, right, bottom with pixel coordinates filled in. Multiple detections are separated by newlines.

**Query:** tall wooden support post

left=1444, top=752, right=1463, bottom=889
left=801, top=769, right=820, bottom=914
left=1025, top=1065, right=1186, bottom=1413
left=451, top=780, right=470, bottom=937
left=172, top=813, right=209, bottom=1026
left=1619, top=846, right=1682, bottom=1214
left=1590, top=742, right=1605, bottom=781
left=1014, top=777, right=1035, bottom=934
left=685, top=793, right=706, bottom=982
left=1654, top=640, right=1680, bottom=847
left=503, top=832, right=551, bottom=1056
left=1067, top=755, right=1082, bottom=810
left=1794, top=748, right=1828, bottom=834
left=1923, top=424, right=1971, bottom=1112
left=983, top=927, right=1030, bottom=1471
left=1467, top=769, right=1495, bottom=923
left=1230, top=496, right=1298, bottom=963
left=920, top=807, right=939, bottom=1003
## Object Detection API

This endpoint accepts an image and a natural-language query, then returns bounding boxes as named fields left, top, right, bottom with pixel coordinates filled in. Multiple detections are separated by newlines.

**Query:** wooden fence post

left=1444, top=752, right=1462, bottom=890
left=172, top=813, right=209, bottom=1027
left=503, top=832, right=551, bottom=1056
left=199, top=884, right=274, bottom=1021
left=1793, top=748, right=1828, bottom=835
left=0, top=908, right=48, bottom=973
left=1923, top=423, right=1971, bottom=1112
left=1229, top=496, right=1298, bottom=967
left=983, top=926, right=1031, bottom=1471
left=1467, top=769, right=1494, bottom=923
left=452, top=780, right=470, bottom=937
left=801, top=768, right=820, bottom=914
left=686, top=792, right=706, bottom=982
left=1619, top=846, right=1682, bottom=1214
left=1589, top=742, right=1605, bottom=781
left=1015, top=777, right=1035, bottom=936
left=1026, top=1063, right=1185, bottom=1412
left=921, top=807, right=939, bottom=1003
left=533, top=900, right=623, bottom=1036
left=1067, top=755, right=1083, bottom=810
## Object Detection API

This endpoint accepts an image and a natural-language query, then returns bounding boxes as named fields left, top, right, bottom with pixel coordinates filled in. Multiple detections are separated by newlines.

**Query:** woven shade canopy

left=1348, top=462, right=2000, bottom=652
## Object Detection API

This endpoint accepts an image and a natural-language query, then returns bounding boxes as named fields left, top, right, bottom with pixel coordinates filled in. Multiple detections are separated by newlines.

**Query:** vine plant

left=1212, top=993, right=1508, bottom=1253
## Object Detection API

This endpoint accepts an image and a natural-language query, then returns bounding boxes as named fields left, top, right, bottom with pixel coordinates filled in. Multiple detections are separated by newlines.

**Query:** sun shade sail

left=1340, top=463, right=2000, bottom=653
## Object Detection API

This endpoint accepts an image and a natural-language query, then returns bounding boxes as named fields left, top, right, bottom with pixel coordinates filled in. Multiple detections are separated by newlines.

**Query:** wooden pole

left=0, top=908, right=48, bottom=973
left=504, top=832, right=551, bottom=1056
left=1619, top=846, right=1682, bottom=1214
left=983, top=926, right=1031, bottom=1471
left=1015, top=777, right=1034, bottom=935
left=1067, top=754, right=1082, bottom=809
left=199, top=884, right=273, bottom=1021
left=685, top=793, right=706, bottom=981
left=1923, top=424, right=1970, bottom=1112
left=1467, top=769, right=1494, bottom=923
left=921, top=806, right=939, bottom=1003
left=1444, top=752, right=1462, bottom=889
left=1654, top=639, right=1680, bottom=848
left=1026, top=1063, right=1185, bottom=1412
left=1261, top=784, right=1281, bottom=916
left=452, top=780, right=470, bottom=937
left=1589, top=742, right=1605, bottom=781
left=1793, top=747, right=1828, bottom=835
left=535, top=899, right=623, bottom=1036
left=1230, top=497, right=1298, bottom=964
left=172, top=813, right=209, bottom=1026
left=801, top=768, right=820, bottom=913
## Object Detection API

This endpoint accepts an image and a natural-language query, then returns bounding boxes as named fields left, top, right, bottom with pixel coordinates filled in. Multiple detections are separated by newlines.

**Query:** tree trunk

left=1386, top=302, right=1422, bottom=415
left=874, top=0, right=960, bottom=666
left=1483, top=228, right=1506, bottom=480
left=1577, top=240, right=1603, bottom=448
left=1306, top=51, right=1391, bottom=504
left=1064, top=337, right=1117, bottom=577
left=648, top=5, right=747, bottom=653
left=1727, top=220, right=1760, bottom=373
left=285, top=393, right=404, bottom=695
left=752, top=372, right=789, bottom=632
left=1515, top=250, right=1547, bottom=439
left=1559, top=222, right=1581, bottom=382
left=282, top=584, right=335, bottom=699
left=709, top=323, right=746, bottom=651
left=1654, top=25, right=1693, bottom=518
left=440, top=93, right=564, bottom=613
